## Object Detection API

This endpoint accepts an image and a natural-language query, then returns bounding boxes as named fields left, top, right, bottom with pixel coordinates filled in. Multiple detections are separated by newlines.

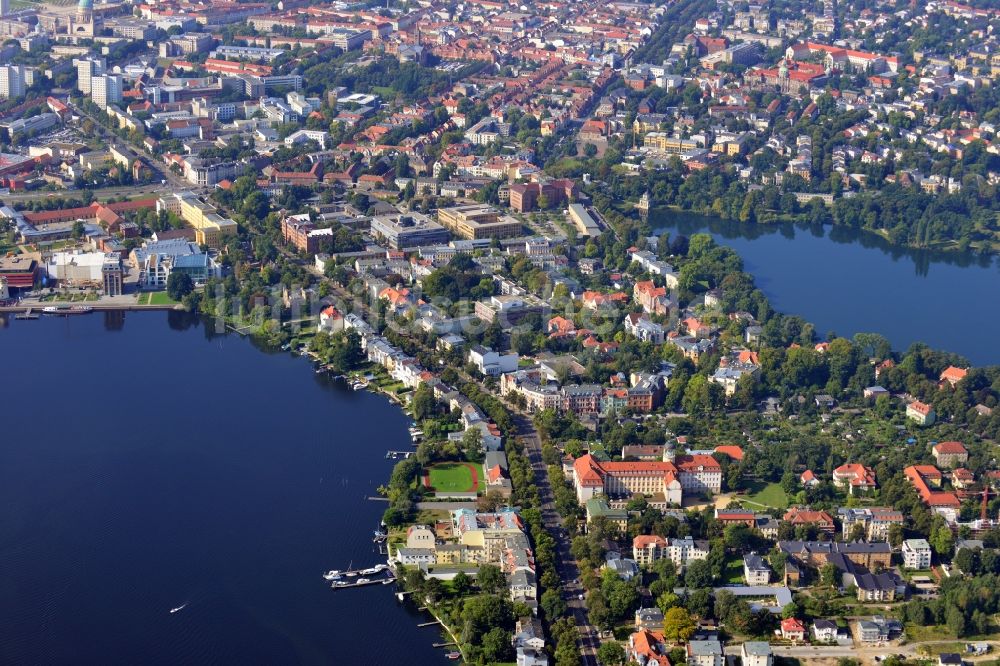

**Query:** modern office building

left=369, top=212, right=450, bottom=249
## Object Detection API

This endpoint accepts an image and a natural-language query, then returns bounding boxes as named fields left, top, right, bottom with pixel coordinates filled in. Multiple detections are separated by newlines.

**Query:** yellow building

left=437, top=204, right=522, bottom=240
left=642, top=132, right=700, bottom=154
left=164, top=193, right=238, bottom=247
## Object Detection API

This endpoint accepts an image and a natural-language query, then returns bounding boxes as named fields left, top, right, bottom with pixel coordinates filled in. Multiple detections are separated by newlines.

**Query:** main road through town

left=513, top=411, right=600, bottom=666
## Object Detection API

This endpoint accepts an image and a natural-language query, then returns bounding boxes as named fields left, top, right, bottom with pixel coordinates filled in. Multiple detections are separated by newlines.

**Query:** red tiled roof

left=934, top=441, right=967, bottom=455
left=714, top=445, right=743, bottom=461
left=633, top=535, right=667, bottom=549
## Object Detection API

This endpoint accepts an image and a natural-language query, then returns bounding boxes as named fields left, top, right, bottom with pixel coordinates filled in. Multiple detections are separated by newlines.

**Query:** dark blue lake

left=0, top=311, right=447, bottom=665
left=651, top=210, right=1000, bottom=366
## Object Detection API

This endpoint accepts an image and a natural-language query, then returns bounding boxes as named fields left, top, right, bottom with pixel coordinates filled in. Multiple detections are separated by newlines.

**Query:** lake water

left=0, top=311, right=448, bottom=665
left=650, top=210, right=1000, bottom=366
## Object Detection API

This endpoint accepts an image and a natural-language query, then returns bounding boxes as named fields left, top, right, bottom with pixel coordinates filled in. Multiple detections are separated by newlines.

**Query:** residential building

left=629, top=629, right=670, bottom=666
left=468, top=345, right=519, bottom=377
left=632, top=535, right=709, bottom=569
left=636, top=607, right=665, bottom=631
left=604, top=553, right=640, bottom=580
left=741, top=642, right=772, bottom=666
left=781, top=618, right=806, bottom=642
left=743, top=553, right=771, bottom=586
left=902, top=539, right=932, bottom=570
left=837, top=507, right=904, bottom=541
left=907, top=400, right=936, bottom=425
left=812, top=619, right=839, bottom=643
left=905, top=465, right=960, bottom=513
left=76, top=57, right=105, bottom=95
left=0, top=64, right=26, bottom=100
left=783, top=507, right=835, bottom=534
left=800, top=470, right=819, bottom=487
left=632, top=535, right=668, bottom=567
left=91, top=73, right=123, bottom=109
left=584, top=498, right=628, bottom=533
left=687, top=640, right=724, bottom=666
left=858, top=620, right=888, bottom=643
left=852, top=570, right=905, bottom=602
left=634, top=280, right=669, bottom=315
left=624, top=312, right=665, bottom=344
left=778, top=540, right=892, bottom=570
left=280, top=213, right=333, bottom=255
left=932, top=441, right=969, bottom=468
left=940, top=366, right=968, bottom=387
left=832, top=463, right=877, bottom=494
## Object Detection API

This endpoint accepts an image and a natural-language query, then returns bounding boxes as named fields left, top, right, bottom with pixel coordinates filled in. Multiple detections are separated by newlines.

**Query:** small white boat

left=333, top=581, right=350, bottom=588
left=357, top=578, right=371, bottom=584
left=42, top=305, right=93, bottom=315
left=323, top=570, right=343, bottom=580
left=169, top=604, right=187, bottom=614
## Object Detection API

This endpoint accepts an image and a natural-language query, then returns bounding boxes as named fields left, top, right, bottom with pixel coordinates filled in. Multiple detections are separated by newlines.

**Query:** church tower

left=76, top=0, right=92, bottom=23
left=662, top=436, right=676, bottom=463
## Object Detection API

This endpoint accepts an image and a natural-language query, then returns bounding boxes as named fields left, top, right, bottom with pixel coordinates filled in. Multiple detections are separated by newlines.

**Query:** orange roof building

left=832, top=463, right=877, bottom=495
left=572, top=453, right=721, bottom=507
left=628, top=629, right=670, bottom=666
left=783, top=507, right=835, bottom=533
left=905, top=465, right=960, bottom=509
left=940, top=366, right=968, bottom=387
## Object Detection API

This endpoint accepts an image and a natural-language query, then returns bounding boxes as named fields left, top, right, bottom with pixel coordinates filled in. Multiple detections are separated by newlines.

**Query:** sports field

left=423, top=463, right=480, bottom=493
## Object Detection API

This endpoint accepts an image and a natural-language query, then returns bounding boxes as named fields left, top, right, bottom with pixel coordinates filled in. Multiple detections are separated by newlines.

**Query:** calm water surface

left=0, top=311, right=448, bottom=665
left=651, top=209, right=1000, bottom=366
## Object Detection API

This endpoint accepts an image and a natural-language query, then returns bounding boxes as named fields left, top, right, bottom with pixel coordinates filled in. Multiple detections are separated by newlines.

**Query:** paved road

left=513, top=412, right=599, bottom=666
left=1, top=184, right=170, bottom=204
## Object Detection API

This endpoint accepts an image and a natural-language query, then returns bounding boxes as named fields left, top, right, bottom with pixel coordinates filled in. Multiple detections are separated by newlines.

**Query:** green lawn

left=425, top=463, right=481, bottom=493
left=906, top=622, right=1000, bottom=643
left=744, top=481, right=790, bottom=509
left=139, top=292, right=179, bottom=305
left=724, top=557, right=745, bottom=584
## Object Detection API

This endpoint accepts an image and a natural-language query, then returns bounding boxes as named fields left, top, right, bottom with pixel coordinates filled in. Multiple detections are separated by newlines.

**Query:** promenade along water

left=650, top=209, right=1000, bottom=366
left=0, top=311, right=448, bottom=665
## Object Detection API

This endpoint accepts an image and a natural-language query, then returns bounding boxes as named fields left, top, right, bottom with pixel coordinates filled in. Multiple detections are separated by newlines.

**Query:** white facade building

left=902, top=539, right=932, bottom=570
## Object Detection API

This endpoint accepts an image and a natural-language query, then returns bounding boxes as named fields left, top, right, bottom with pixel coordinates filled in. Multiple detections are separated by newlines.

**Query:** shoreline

left=0, top=303, right=182, bottom=313
left=642, top=204, right=997, bottom=259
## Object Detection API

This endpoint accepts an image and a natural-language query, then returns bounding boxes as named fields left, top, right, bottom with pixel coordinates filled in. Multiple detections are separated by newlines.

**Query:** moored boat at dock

left=42, top=305, right=93, bottom=315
